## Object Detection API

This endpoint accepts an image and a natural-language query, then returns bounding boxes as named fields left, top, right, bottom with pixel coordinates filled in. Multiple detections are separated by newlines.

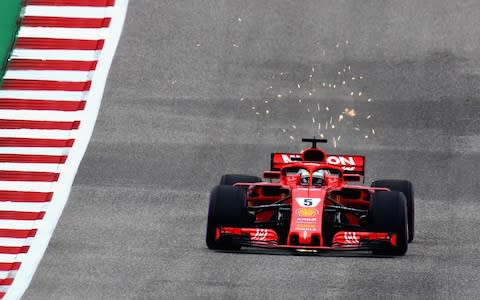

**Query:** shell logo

left=296, top=208, right=319, bottom=217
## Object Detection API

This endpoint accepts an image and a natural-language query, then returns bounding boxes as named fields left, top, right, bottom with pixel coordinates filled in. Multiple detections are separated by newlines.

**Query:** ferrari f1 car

left=206, top=138, right=414, bottom=255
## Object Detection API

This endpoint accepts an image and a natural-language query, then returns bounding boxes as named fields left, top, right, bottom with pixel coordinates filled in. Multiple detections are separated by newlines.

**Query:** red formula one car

left=206, top=138, right=414, bottom=255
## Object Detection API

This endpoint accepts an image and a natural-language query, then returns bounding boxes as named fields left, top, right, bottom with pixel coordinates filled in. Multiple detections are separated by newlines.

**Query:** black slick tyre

left=369, top=191, right=408, bottom=256
left=371, top=179, right=414, bottom=242
left=206, top=185, right=247, bottom=250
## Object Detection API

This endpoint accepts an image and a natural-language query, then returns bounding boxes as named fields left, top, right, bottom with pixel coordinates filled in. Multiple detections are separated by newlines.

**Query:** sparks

left=346, top=109, right=356, bottom=117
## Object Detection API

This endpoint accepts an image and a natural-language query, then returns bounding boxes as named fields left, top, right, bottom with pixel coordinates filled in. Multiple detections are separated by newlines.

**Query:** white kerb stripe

left=0, top=203, right=49, bottom=213
left=0, top=111, right=84, bottom=122
left=0, top=220, right=40, bottom=230
left=0, top=163, right=62, bottom=173
left=18, top=27, right=109, bottom=40
left=0, top=90, right=86, bottom=101
left=0, top=130, right=79, bottom=140
left=11, top=49, right=101, bottom=61
left=0, top=148, right=70, bottom=156
left=0, top=182, right=55, bottom=193
left=24, top=6, right=114, bottom=18
left=0, top=238, right=33, bottom=248
left=4, top=71, right=94, bottom=82
left=0, top=254, right=27, bottom=264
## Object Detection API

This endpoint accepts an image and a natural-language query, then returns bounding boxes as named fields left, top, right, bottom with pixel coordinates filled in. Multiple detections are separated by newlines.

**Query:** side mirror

left=344, top=174, right=361, bottom=182
left=263, top=171, right=281, bottom=179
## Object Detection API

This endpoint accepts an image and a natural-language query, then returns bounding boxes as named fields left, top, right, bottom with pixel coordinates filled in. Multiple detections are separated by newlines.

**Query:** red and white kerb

left=0, top=0, right=128, bottom=299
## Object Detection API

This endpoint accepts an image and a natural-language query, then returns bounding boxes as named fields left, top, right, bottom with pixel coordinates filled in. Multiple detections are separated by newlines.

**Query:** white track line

left=0, top=111, right=84, bottom=122
left=24, top=6, right=114, bottom=18
left=0, top=90, right=86, bottom=101
left=18, top=27, right=109, bottom=40
left=4, top=70, right=94, bottom=82
left=11, top=49, right=100, bottom=61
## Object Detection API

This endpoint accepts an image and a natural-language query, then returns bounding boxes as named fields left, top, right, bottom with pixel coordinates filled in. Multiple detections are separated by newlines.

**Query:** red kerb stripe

left=27, top=0, right=115, bottom=6
left=0, top=246, right=29, bottom=255
left=2, top=79, right=91, bottom=91
left=16, top=37, right=104, bottom=50
left=0, top=191, right=52, bottom=202
left=0, top=119, right=80, bottom=130
left=0, top=171, right=59, bottom=182
left=0, top=137, right=74, bottom=147
left=8, top=59, right=97, bottom=71
left=0, top=278, right=14, bottom=286
left=22, top=16, right=111, bottom=28
left=0, top=262, right=21, bottom=271
left=0, top=229, right=37, bottom=238
left=0, top=211, right=45, bottom=221
left=0, top=99, right=86, bottom=111
left=0, top=154, right=67, bottom=164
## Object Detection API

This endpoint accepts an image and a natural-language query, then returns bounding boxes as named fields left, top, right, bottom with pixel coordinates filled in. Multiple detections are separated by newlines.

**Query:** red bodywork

left=214, top=146, right=395, bottom=252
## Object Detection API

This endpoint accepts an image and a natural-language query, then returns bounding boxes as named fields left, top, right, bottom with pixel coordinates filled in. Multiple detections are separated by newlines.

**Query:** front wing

left=216, top=227, right=397, bottom=252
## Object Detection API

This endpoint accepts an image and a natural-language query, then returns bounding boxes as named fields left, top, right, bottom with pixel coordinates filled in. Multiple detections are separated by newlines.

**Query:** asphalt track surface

left=24, top=1, right=480, bottom=299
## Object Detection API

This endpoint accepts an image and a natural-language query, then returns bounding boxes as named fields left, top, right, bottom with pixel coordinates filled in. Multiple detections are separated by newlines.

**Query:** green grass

left=0, top=0, right=23, bottom=85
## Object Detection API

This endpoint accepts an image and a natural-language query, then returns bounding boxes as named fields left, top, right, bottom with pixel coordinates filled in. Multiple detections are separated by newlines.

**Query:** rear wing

left=270, top=153, right=365, bottom=175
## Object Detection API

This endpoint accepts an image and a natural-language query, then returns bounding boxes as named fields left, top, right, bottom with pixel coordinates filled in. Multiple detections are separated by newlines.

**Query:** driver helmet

left=312, top=170, right=325, bottom=186
left=298, top=169, right=310, bottom=185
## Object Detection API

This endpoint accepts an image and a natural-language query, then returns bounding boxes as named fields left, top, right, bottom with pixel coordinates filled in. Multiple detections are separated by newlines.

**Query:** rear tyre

left=371, top=179, right=414, bottom=242
left=206, top=185, right=247, bottom=250
left=369, top=191, right=408, bottom=256
left=219, top=174, right=262, bottom=186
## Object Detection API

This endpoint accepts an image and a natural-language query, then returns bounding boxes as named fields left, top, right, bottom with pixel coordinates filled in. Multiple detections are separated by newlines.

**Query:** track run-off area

left=14, top=0, right=480, bottom=299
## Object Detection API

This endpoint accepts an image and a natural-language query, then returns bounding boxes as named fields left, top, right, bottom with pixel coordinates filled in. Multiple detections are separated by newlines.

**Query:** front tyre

left=369, top=191, right=408, bottom=256
left=371, top=179, right=414, bottom=242
left=206, top=185, right=247, bottom=250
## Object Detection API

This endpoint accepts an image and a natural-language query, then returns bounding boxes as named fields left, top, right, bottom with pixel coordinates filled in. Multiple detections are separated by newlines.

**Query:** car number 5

left=304, top=199, right=313, bottom=206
